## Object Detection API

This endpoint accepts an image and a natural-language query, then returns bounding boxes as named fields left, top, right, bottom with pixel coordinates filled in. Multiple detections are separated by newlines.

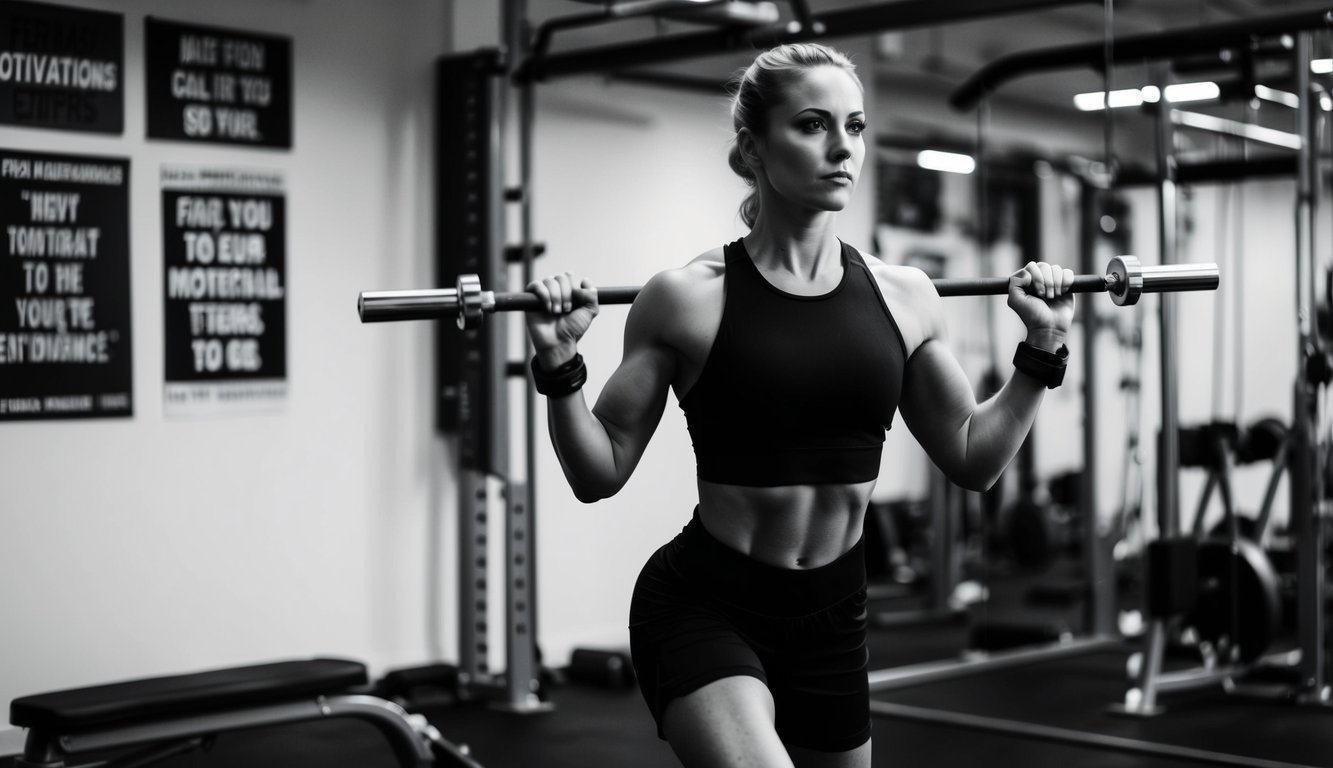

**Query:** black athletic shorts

left=628, top=508, right=871, bottom=753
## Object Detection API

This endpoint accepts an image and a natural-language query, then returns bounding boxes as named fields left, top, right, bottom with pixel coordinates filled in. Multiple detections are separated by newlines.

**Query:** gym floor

left=7, top=641, right=1327, bottom=768
left=6, top=561, right=1328, bottom=768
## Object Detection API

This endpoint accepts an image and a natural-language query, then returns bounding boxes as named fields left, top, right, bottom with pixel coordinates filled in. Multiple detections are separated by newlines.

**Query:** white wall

left=1, top=0, right=452, bottom=710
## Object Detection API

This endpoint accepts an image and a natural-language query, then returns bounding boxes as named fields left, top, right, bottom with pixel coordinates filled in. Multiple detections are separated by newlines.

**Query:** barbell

left=357, top=255, right=1219, bottom=329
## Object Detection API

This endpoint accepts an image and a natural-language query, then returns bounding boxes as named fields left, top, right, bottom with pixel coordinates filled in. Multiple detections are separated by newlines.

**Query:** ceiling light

left=1163, top=81, right=1220, bottom=103
left=917, top=150, right=975, bottom=175
left=1073, top=82, right=1218, bottom=111
left=1073, top=88, right=1145, bottom=111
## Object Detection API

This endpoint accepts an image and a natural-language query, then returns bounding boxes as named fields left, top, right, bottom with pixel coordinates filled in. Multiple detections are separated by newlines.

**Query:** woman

left=524, top=43, right=1073, bottom=768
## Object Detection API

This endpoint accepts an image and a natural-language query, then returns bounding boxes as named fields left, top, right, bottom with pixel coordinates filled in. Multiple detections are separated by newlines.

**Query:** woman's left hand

left=1007, top=261, right=1075, bottom=345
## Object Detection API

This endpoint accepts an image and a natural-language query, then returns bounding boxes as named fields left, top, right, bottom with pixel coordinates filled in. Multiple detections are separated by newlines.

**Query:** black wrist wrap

left=531, top=353, right=587, bottom=398
left=1013, top=342, right=1068, bottom=389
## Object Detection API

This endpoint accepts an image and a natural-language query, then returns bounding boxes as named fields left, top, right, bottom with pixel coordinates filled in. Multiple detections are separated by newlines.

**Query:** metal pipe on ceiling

left=516, top=0, right=1096, bottom=83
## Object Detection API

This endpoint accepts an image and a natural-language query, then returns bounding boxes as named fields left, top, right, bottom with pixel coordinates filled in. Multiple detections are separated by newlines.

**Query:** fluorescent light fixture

left=1073, top=82, right=1218, bottom=111
left=1074, top=88, right=1145, bottom=111
left=917, top=149, right=975, bottom=175
left=1312, top=58, right=1333, bottom=74
left=1163, top=81, right=1220, bottom=103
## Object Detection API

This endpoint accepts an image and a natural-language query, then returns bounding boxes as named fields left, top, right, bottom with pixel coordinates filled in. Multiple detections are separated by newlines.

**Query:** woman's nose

left=829, top=130, right=853, bottom=162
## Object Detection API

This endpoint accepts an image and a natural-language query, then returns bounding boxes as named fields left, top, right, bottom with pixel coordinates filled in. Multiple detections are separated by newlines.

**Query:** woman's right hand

left=525, top=272, right=599, bottom=367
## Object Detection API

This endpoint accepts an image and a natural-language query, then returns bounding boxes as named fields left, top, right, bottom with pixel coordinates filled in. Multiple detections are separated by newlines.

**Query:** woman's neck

left=743, top=210, right=840, bottom=280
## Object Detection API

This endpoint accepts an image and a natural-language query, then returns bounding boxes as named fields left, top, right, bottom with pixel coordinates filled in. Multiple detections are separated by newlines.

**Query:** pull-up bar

left=950, top=7, right=1333, bottom=111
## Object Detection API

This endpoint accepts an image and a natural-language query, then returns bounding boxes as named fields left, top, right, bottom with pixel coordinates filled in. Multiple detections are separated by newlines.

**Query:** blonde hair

left=727, top=43, right=862, bottom=228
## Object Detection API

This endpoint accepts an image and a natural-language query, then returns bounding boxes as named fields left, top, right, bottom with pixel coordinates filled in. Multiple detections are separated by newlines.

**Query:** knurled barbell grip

left=932, top=274, right=1111, bottom=297
left=491, top=286, right=642, bottom=312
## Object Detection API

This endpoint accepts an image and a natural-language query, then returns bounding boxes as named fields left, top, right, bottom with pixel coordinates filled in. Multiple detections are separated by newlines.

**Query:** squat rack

left=435, top=0, right=1100, bottom=713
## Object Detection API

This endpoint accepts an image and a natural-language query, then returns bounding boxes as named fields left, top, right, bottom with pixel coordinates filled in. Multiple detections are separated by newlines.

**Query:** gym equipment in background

left=7, top=659, right=483, bottom=768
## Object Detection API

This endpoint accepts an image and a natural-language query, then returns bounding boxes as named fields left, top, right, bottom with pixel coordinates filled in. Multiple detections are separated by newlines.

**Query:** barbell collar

left=1107, top=255, right=1144, bottom=307
left=457, top=274, right=485, bottom=330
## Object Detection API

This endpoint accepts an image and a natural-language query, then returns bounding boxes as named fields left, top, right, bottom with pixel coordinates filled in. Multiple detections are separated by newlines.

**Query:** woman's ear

left=737, top=127, right=763, bottom=172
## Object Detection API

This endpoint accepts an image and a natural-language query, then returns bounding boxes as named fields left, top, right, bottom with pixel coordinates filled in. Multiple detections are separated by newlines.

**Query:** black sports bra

left=679, top=239, right=908, bottom=486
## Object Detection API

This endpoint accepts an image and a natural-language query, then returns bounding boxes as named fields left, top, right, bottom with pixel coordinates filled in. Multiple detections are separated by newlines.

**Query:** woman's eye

left=847, top=121, right=866, bottom=135
left=801, top=118, right=826, bottom=132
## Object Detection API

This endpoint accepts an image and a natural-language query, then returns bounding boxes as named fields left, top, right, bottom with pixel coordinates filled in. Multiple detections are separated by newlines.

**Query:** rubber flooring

left=871, top=647, right=1333, bottom=768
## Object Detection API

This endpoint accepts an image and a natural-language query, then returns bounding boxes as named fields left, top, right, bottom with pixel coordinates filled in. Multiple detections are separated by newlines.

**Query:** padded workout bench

left=8, top=658, right=481, bottom=768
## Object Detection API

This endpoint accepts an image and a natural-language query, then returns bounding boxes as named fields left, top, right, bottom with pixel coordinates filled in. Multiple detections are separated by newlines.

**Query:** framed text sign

left=0, top=0, right=124, bottom=133
left=145, top=17, right=291, bottom=148
left=162, top=165, right=286, bottom=417
left=0, top=149, right=132, bottom=420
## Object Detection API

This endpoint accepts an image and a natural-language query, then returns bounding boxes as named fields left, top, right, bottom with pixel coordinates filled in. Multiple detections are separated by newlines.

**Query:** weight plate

left=1188, top=539, right=1282, bottom=663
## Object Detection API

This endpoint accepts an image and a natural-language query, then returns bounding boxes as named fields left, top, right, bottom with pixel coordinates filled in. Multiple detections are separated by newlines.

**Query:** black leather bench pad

left=10, top=658, right=368, bottom=731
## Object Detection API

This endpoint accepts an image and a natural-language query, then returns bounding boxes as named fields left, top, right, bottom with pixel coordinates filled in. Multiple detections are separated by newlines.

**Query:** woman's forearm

left=960, top=371, right=1047, bottom=490
left=958, top=330, right=1065, bottom=490
left=543, top=387, right=623, bottom=503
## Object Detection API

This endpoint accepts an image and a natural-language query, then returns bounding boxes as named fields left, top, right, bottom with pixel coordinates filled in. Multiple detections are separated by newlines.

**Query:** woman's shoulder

left=636, top=247, right=726, bottom=308
left=856, top=249, right=945, bottom=353
left=857, top=249, right=938, bottom=300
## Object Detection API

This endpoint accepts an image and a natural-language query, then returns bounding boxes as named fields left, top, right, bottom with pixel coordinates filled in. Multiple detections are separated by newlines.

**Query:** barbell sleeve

left=357, top=255, right=1220, bottom=327
left=357, top=289, right=462, bottom=323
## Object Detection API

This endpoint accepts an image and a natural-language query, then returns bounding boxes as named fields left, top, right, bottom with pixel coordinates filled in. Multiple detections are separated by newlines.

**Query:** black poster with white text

left=0, top=0, right=124, bottom=133
left=145, top=17, right=291, bottom=148
left=162, top=166, right=286, bottom=417
left=0, top=149, right=131, bottom=420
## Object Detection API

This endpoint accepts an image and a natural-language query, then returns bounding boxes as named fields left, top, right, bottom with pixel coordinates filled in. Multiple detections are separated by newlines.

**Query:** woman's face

left=750, top=66, right=866, bottom=215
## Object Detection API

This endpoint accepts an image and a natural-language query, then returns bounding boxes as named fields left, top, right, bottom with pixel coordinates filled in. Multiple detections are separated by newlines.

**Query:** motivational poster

left=0, top=0, right=123, bottom=133
left=0, top=149, right=131, bottom=420
left=162, top=165, right=286, bottom=416
left=145, top=17, right=290, bottom=148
